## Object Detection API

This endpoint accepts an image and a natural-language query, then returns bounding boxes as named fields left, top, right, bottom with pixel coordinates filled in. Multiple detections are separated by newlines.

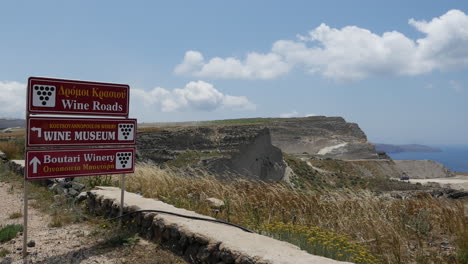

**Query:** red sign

left=26, top=148, right=135, bottom=180
left=27, top=77, right=129, bottom=116
left=27, top=117, right=137, bottom=147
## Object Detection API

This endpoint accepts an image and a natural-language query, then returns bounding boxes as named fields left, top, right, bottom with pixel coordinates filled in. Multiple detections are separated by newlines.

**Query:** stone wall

left=7, top=160, right=24, bottom=176
left=85, top=186, right=350, bottom=264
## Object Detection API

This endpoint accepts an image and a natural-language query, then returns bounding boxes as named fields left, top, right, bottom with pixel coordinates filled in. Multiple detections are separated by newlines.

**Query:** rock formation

left=139, top=116, right=385, bottom=161
left=137, top=126, right=287, bottom=181
left=136, top=116, right=456, bottom=181
left=265, top=116, right=384, bottom=160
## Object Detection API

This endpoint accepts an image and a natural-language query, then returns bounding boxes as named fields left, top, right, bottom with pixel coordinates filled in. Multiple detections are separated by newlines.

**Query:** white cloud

left=409, top=10, right=468, bottom=71
left=222, top=95, right=255, bottom=110
left=0, top=81, right=26, bottom=118
left=278, top=111, right=320, bottom=118
left=175, top=9, right=468, bottom=81
left=131, top=81, right=255, bottom=112
left=175, top=51, right=291, bottom=80
left=279, top=110, right=299, bottom=118
left=174, top=51, right=204, bottom=75
left=449, top=80, right=464, bottom=93
left=275, top=25, right=421, bottom=80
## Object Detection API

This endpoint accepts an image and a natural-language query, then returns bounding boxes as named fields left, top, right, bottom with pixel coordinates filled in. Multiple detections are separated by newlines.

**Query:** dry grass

left=0, top=130, right=25, bottom=139
left=8, top=211, right=22, bottom=219
left=119, top=163, right=467, bottom=264
left=0, top=140, right=24, bottom=159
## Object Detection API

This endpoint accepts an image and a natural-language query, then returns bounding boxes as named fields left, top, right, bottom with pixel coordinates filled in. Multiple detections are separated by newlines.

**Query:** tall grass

left=0, top=139, right=24, bottom=159
left=119, top=163, right=467, bottom=263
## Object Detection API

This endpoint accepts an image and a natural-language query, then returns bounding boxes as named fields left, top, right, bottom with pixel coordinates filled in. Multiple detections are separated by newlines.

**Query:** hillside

left=0, top=119, right=25, bottom=129
left=137, top=125, right=286, bottom=181
left=266, top=116, right=383, bottom=160
left=140, top=116, right=385, bottom=161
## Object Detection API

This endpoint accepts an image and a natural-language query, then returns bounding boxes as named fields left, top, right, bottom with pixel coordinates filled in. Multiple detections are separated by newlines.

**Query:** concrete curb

left=87, top=187, right=352, bottom=264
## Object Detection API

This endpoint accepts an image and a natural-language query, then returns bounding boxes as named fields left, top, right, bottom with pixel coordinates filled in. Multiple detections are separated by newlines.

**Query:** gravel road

left=0, top=181, right=186, bottom=264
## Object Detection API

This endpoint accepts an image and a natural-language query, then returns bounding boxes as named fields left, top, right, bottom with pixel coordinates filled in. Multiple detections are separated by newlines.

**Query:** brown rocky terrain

left=266, top=116, right=384, bottom=160
left=137, top=126, right=286, bottom=181
left=136, top=116, right=387, bottom=181
left=137, top=117, right=460, bottom=181
left=0, top=173, right=187, bottom=264
left=139, top=116, right=385, bottom=161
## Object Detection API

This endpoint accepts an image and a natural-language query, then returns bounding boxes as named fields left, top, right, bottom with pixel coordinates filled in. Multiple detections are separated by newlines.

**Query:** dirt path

left=407, top=175, right=468, bottom=191
left=0, top=181, right=186, bottom=264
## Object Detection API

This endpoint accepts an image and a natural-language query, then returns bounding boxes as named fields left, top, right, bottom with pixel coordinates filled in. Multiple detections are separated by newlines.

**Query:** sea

left=388, top=145, right=468, bottom=173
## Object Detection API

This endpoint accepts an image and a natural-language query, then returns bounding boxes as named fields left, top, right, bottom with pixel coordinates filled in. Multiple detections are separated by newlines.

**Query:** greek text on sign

left=27, top=77, right=129, bottom=116
left=26, top=148, right=135, bottom=180
left=27, top=117, right=137, bottom=147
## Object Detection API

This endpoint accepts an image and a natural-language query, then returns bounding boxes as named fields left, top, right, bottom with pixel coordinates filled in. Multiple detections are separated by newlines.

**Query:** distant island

left=374, top=143, right=442, bottom=153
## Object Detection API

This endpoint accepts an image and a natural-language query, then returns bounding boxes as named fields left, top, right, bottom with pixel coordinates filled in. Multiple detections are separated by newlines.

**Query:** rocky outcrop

left=265, top=117, right=382, bottom=160
left=394, top=160, right=454, bottom=179
left=137, top=116, right=384, bottom=171
left=0, top=151, right=7, bottom=161
left=7, top=160, right=24, bottom=176
left=48, top=178, right=85, bottom=197
left=137, top=126, right=286, bottom=181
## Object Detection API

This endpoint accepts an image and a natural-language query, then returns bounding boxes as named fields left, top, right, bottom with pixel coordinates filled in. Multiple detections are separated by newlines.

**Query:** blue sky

left=1, top=1, right=467, bottom=144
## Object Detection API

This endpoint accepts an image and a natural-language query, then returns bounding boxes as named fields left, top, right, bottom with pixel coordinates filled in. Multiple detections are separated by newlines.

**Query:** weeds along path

left=0, top=178, right=186, bottom=264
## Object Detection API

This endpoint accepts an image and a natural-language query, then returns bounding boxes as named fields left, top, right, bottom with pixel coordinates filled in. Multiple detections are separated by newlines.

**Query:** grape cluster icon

left=32, top=85, right=56, bottom=107
left=118, top=124, right=134, bottom=141
left=116, top=152, right=132, bottom=169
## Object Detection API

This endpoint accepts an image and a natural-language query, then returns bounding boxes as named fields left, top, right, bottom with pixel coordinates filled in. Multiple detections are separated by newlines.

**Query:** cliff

left=265, top=116, right=383, bottom=160
left=137, top=126, right=286, bottom=181
left=139, top=116, right=384, bottom=161
left=136, top=116, right=386, bottom=180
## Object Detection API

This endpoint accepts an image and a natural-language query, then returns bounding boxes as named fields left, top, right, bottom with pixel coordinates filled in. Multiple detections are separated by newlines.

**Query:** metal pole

left=120, top=174, right=125, bottom=227
left=23, top=80, right=29, bottom=264
left=23, top=179, right=28, bottom=262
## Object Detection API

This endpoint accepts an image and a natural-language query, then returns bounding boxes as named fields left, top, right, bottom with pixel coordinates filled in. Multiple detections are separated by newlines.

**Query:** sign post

left=23, top=77, right=135, bottom=262
left=22, top=180, right=28, bottom=262
left=120, top=174, right=125, bottom=227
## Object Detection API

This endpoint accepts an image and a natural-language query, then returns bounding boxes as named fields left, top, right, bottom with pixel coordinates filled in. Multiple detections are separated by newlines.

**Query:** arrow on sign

left=31, top=127, right=42, bottom=137
left=29, top=157, right=41, bottom=174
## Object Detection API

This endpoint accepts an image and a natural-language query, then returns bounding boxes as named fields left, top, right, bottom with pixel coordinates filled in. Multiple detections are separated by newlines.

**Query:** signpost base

left=120, top=174, right=125, bottom=227
left=22, top=179, right=28, bottom=263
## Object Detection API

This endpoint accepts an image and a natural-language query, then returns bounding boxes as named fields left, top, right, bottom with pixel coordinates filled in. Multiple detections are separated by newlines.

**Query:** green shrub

left=0, top=224, right=23, bottom=242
